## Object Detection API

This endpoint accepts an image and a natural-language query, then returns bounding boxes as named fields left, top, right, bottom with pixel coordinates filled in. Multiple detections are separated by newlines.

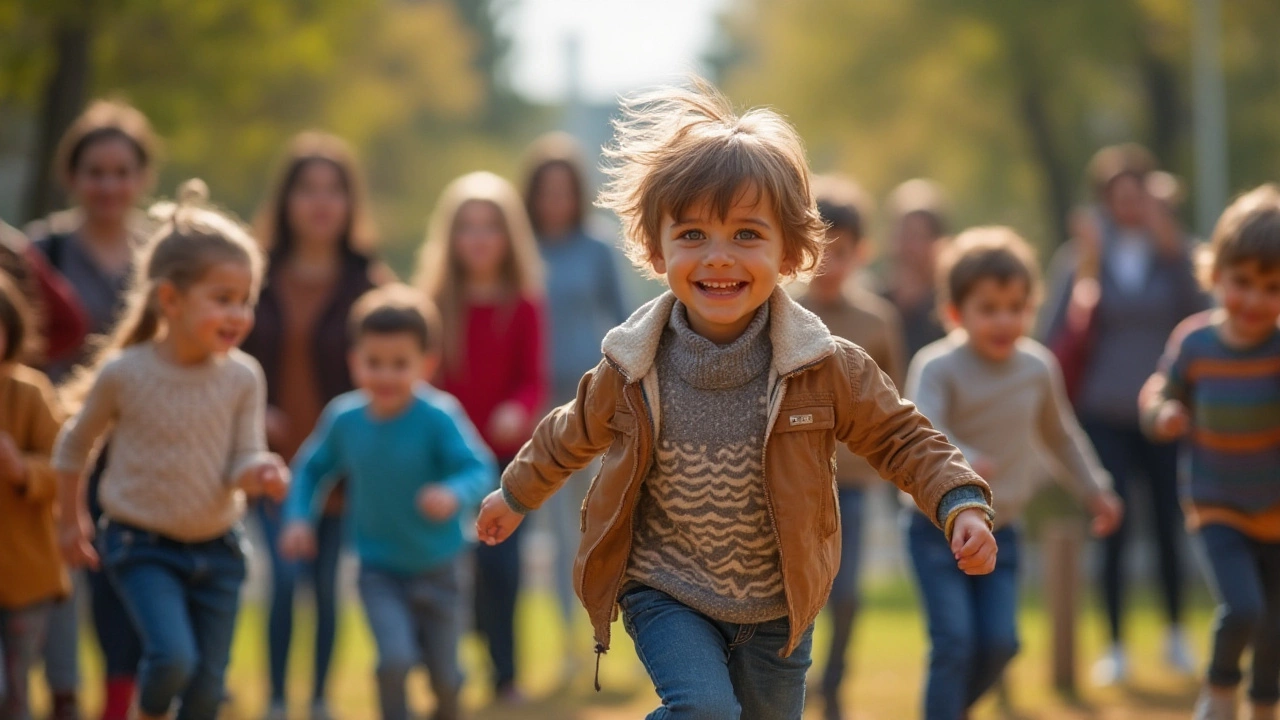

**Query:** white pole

left=1191, top=0, right=1229, bottom=238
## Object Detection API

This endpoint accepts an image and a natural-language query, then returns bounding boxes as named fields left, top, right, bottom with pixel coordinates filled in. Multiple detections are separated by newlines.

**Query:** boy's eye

left=734, top=229, right=761, bottom=241
left=677, top=229, right=706, bottom=241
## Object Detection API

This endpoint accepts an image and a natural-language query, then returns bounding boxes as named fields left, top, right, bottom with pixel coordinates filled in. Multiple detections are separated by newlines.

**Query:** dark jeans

left=620, top=585, right=813, bottom=720
left=256, top=500, right=342, bottom=704
left=1196, top=524, right=1280, bottom=702
left=100, top=521, right=246, bottom=720
left=358, top=563, right=464, bottom=720
left=907, top=512, right=1020, bottom=720
left=473, top=520, right=524, bottom=689
left=1081, top=417, right=1184, bottom=642
left=820, top=487, right=865, bottom=697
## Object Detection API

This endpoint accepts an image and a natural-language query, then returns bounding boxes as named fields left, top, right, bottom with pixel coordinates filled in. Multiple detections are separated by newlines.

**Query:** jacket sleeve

left=499, top=359, right=621, bottom=514
left=18, top=371, right=65, bottom=504
left=835, top=343, right=992, bottom=535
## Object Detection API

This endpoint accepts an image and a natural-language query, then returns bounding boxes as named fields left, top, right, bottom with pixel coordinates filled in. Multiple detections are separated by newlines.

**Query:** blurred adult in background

left=1041, top=143, right=1210, bottom=686
left=30, top=99, right=159, bottom=720
left=417, top=171, right=547, bottom=705
left=880, top=179, right=949, bottom=362
left=241, top=132, right=387, bottom=720
left=0, top=221, right=88, bottom=369
left=799, top=174, right=906, bottom=720
left=521, top=133, right=629, bottom=682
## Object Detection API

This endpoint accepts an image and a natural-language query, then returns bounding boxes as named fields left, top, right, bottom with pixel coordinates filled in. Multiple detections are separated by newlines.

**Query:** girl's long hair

left=61, top=179, right=265, bottom=411
left=413, top=171, right=544, bottom=371
left=253, top=131, right=377, bottom=267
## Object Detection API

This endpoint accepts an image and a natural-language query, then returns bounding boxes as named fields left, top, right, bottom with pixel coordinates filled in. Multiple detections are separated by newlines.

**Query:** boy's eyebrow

left=669, top=215, right=774, bottom=228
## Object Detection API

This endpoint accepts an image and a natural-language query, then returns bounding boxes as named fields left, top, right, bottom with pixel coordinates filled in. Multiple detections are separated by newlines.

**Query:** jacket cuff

left=501, top=484, right=533, bottom=515
left=937, top=485, right=995, bottom=540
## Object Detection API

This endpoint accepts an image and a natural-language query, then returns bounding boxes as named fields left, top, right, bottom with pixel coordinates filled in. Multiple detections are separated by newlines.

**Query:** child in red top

left=415, top=170, right=548, bottom=703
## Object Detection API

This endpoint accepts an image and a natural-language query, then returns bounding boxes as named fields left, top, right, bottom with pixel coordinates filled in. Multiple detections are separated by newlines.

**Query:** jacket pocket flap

left=774, top=405, right=835, bottom=432
left=607, top=410, right=637, bottom=433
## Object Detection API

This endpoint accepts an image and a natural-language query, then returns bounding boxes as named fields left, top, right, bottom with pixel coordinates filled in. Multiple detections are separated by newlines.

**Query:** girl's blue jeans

left=619, top=584, right=813, bottom=720
left=907, top=511, right=1020, bottom=720
left=100, top=521, right=245, bottom=720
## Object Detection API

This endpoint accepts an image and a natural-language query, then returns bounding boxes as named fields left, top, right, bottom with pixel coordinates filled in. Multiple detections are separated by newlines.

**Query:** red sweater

left=438, top=297, right=548, bottom=459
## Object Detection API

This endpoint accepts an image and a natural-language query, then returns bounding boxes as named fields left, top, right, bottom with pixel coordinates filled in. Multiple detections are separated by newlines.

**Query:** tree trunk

left=22, top=12, right=93, bottom=224
left=1009, top=38, right=1074, bottom=246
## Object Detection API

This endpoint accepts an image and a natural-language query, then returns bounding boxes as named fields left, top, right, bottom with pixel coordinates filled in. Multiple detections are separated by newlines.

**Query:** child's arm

left=842, top=345, right=993, bottom=537
left=436, top=400, right=498, bottom=509
left=280, top=406, right=345, bottom=560
left=1034, top=348, right=1123, bottom=536
left=52, top=364, right=121, bottom=569
left=0, top=372, right=65, bottom=504
left=228, top=362, right=288, bottom=500
left=1140, top=323, right=1195, bottom=442
left=488, top=300, right=548, bottom=447
left=904, top=350, right=985, bottom=474
left=477, top=361, right=619, bottom=544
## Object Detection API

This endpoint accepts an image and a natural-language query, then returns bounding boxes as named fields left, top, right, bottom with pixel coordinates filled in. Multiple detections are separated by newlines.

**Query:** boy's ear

left=155, top=280, right=179, bottom=316
left=943, top=301, right=962, bottom=330
left=420, top=352, right=441, bottom=383
left=649, top=249, right=666, bottom=276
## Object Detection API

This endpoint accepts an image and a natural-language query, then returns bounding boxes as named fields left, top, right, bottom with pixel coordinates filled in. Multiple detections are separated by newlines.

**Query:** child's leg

left=472, top=521, right=524, bottom=691
left=1197, top=525, right=1266, bottom=693
left=1081, top=418, right=1137, bottom=645
left=256, top=500, right=298, bottom=707
left=1135, top=435, right=1186, bottom=629
left=820, top=487, right=866, bottom=701
left=89, top=565, right=142, bottom=720
left=102, top=527, right=201, bottom=719
left=41, top=574, right=79, bottom=712
left=964, top=527, right=1021, bottom=707
left=0, top=603, right=51, bottom=720
left=619, top=585, right=741, bottom=720
left=174, top=535, right=246, bottom=720
left=311, top=512, right=344, bottom=704
left=728, top=617, right=814, bottom=720
left=357, top=568, right=418, bottom=720
left=410, top=561, right=465, bottom=720
left=907, top=511, right=977, bottom=720
left=1246, top=540, right=1280, bottom=706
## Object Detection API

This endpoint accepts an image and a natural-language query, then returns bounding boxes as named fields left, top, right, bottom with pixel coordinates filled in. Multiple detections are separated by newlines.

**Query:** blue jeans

left=255, top=500, right=342, bottom=704
left=907, top=512, right=1020, bottom=720
left=1, top=602, right=51, bottom=720
left=100, top=521, right=246, bottom=720
left=820, top=487, right=865, bottom=698
left=357, top=562, right=463, bottom=720
left=1081, top=417, right=1184, bottom=641
left=619, top=585, right=813, bottom=720
left=87, top=455, right=144, bottom=682
left=1196, top=524, right=1280, bottom=702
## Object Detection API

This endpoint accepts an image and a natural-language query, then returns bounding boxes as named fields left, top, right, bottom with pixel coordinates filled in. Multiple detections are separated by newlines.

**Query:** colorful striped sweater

left=1144, top=319, right=1280, bottom=517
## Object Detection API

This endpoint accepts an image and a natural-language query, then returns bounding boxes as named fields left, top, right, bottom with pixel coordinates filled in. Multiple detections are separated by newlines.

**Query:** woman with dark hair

left=241, top=131, right=388, bottom=720
left=521, top=133, right=629, bottom=682
left=1042, top=144, right=1210, bottom=686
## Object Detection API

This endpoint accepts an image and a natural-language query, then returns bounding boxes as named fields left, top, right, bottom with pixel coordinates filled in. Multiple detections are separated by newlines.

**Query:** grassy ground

left=32, top=579, right=1213, bottom=720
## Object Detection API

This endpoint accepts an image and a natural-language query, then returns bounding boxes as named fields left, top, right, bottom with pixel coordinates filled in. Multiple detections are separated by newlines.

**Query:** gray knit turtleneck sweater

left=625, top=301, right=787, bottom=624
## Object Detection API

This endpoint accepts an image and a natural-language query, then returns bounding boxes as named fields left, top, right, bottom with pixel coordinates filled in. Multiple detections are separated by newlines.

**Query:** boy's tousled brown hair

left=938, top=226, right=1041, bottom=308
left=1203, top=183, right=1280, bottom=286
left=349, top=283, right=439, bottom=353
left=597, top=78, right=827, bottom=281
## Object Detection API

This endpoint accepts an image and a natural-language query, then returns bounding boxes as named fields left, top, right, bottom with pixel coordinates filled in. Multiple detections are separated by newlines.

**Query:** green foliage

left=712, top=0, right=1280, bottom=254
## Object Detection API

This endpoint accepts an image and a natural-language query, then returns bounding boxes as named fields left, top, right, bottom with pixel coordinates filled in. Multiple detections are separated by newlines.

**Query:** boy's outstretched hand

left=951, top=508, right=997, bottom=575
left=476, top=489, right=524, bottom=546
left=418, top=485, right=460, bottom=521
left=279, top=521, right=317, bottom=561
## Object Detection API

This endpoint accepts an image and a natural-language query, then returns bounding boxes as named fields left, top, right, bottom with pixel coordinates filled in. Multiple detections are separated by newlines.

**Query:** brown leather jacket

left=501, top=289, right=990, bottom=658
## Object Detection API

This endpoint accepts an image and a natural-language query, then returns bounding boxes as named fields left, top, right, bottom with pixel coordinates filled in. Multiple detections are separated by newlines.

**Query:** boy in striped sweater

left=1142, top=184, right=1280, bottom=720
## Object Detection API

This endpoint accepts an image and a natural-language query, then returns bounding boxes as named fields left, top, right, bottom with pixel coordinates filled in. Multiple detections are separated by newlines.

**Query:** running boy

left=1141, top=185, right=1280, bottom=720
left=280, top=285, right=495, bottom=720
left=905, top=227, right=1123, bottom=720
left=475, top=79, right=997, bottom=720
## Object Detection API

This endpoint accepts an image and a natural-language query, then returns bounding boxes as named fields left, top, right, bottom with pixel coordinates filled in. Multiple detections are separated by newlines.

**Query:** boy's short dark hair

left=0, top=272, right=31, bottom=364
left=1204, top=184, right=1280, bottom=286
left=813, top=174, right=872, bottom=243
left=938, top=226, right=1040, bottom=308
left=349, top=284, right=439, bottom=352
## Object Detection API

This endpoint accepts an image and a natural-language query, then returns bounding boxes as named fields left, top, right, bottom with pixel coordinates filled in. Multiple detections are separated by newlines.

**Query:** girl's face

left=161, top=260, right=256, bottom=360
left=1105, top=175, right=1148, bottom=229
left=69, top=138, right=147, bottom=226
left=286, top=160, right=350, bottom=249
left=452, top=201, right=510, bottom=283
left=532, top=164, right=579, bottom=237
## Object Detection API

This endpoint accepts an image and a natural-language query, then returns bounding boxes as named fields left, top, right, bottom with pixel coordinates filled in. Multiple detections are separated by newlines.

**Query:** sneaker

left=263, top=701, right=289, bottom=720
left=1193, top=685, right=1238, bottom=720
left=1166, top=625, right=1198, bottom=675
left=310, top=701, right=335, bottom=720
left=1091, top=644, right=1129, bottom=686
left=1251, top=703, right=1278, bottom=720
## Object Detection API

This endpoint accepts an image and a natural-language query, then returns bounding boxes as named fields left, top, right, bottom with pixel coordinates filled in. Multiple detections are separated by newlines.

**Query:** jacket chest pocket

left=580, top=408, right=639, bottom=533
left=772, top=404, right=839, bottom=536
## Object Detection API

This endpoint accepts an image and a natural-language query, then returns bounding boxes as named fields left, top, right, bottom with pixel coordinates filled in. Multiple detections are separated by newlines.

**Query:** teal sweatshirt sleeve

left=435, top=400, right=497, bottom=509
left=284, top=405, right=345, bottom=525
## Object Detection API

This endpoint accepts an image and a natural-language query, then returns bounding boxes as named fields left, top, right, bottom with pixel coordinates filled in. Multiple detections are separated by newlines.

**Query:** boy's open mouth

left=694, top=280, right=748, bottom=296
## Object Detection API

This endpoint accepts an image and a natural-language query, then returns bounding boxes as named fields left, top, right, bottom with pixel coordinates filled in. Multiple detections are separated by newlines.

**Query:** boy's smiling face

left=653, top=187, right=790, bottom=344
